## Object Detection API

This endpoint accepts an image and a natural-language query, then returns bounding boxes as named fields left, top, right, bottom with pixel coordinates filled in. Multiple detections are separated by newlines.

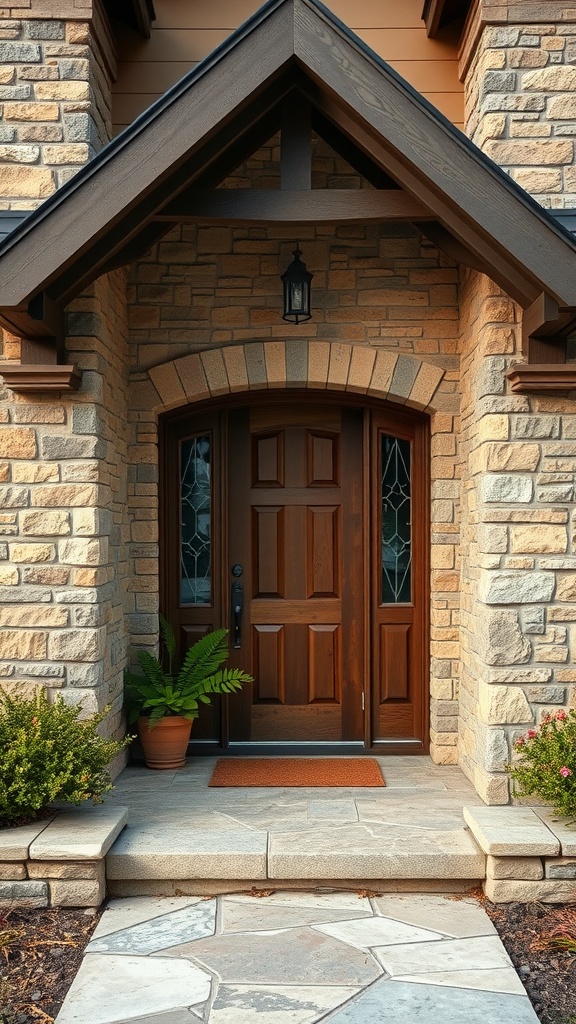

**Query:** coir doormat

left=208, top=757, right=385, bottom=788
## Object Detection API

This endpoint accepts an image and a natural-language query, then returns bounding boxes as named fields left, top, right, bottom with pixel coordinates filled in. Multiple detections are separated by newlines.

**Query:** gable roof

left=1, top=0, right=576, bottom=350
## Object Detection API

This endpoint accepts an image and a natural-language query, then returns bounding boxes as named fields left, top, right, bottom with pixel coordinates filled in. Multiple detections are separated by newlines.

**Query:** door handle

left=231, top=579, right=244, bottom=649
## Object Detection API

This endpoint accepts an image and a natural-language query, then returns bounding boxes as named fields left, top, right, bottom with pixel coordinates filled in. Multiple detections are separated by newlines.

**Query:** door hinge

left=361, top=691, right=365, bottom=712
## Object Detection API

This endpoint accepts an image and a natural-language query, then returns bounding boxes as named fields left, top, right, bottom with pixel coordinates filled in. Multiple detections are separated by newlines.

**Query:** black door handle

left=231, top=579, right=244, bottom=648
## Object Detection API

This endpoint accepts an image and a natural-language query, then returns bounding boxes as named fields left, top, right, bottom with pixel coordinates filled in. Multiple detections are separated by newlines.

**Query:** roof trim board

left=0, top=0, right=575, bottom=359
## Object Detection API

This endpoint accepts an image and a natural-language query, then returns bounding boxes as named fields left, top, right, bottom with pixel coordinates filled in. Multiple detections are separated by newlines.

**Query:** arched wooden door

left=161, top=396, right=429, bottom=754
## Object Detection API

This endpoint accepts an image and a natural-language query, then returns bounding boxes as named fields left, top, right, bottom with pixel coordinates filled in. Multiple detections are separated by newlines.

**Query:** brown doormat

left=208, top=757, right=385, bottom=788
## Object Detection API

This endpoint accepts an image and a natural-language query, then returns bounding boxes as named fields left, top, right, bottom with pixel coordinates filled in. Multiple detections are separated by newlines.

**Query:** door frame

left=159, top=390, right=430, bottom=755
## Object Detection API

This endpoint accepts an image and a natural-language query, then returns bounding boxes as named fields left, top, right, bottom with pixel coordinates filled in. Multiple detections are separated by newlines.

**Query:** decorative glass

left=381, top=434, right=412, bottom=604
left=180, top=435, right=212, bottom=605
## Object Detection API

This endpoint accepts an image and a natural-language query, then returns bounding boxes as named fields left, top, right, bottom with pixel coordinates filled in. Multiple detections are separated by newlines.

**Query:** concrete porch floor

left=105, top=757, right=487, bottom=895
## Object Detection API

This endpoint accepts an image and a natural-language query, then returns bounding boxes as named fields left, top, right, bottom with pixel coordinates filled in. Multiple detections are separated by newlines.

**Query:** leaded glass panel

left=381, top=434, right=412, bottom=604
left=180, top=435, right=212, bottom=606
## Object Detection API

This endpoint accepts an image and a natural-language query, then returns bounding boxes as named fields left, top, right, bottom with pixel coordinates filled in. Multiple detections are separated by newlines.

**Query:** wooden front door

left=162, top=397, right=429, bottom=753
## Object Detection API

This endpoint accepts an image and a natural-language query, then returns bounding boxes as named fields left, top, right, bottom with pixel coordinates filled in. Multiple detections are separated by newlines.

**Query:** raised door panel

left=252, top=506, right=285, bottom=598
left=307, top=506, right=340, bottom=598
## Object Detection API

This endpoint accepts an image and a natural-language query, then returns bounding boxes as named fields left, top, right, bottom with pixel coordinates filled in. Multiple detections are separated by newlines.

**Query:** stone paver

left=29, top=806, right=128, bottom=861
left=463, top=806, right=559, bottom=857
left=0, top=819, right=54, bottom=860
left=56, top=892, right=539, bottom=1024
left=87, top=900, right=216, bottom=954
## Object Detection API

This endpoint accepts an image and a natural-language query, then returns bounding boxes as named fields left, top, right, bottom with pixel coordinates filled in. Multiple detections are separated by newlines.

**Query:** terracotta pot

left=138, top=715, right=192, bottom=770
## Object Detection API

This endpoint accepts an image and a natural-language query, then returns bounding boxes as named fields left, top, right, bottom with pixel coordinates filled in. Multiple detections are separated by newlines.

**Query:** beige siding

left=111, top=0, right=463, bottom=133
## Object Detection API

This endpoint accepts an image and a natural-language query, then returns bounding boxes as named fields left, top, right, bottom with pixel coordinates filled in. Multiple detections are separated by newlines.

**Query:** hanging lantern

left=281, top=244, right=313, bottom=324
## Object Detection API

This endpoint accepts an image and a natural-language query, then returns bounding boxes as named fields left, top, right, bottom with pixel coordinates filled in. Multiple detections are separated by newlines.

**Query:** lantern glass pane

left=291, top=282, right=304, bottom=311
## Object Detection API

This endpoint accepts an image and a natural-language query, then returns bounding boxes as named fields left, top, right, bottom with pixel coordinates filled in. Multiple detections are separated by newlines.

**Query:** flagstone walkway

left=55, top=891, right=539, bottom=1024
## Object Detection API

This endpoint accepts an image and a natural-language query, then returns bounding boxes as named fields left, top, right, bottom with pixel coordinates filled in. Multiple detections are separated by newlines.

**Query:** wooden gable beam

left=293, top=0, right=576, bottom=310
left=156, top=189, right=431, bottom=224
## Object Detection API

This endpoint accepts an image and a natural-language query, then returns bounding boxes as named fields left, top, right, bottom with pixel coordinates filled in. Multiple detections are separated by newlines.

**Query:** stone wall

left=0, top=270, right=130, bottom=735
left=458, top=267, right=576, bottom=802
left=461, top=3, right=576, bottom=208
left=0, top=0, right=115, bottom=209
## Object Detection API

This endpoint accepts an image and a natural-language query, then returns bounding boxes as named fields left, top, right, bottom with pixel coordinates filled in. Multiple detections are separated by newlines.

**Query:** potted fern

left=125, top=618, right=252, bottom=769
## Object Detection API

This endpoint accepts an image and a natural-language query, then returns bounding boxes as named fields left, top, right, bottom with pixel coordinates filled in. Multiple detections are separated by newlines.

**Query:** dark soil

left=0, top=907, right=101, bottom=1024
left=485, top=900, right=576, bottom=1024
left=0, top=897, right=575, bottom=1023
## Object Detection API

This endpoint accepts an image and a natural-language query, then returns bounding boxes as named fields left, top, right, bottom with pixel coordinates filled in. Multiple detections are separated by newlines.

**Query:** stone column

left=0, top=0, right=116, bottom=210
left=461, top=1, right=576, bottom=208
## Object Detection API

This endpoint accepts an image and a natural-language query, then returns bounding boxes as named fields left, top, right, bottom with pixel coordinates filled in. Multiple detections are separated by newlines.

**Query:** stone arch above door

left=139, top=342, right=448, bottom=415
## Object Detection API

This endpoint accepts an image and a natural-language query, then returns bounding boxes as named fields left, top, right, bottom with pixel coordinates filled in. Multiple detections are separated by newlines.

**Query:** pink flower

left=560, top=767, right=573, bottom=778
left=527, top=729, right=537, bottom=739
left=556, top=710, right=568, bottom=721
left=515, top=736, right=526, bottom=747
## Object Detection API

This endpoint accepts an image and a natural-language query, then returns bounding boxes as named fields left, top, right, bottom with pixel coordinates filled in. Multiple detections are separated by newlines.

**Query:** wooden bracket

left=522, top=293, right=576, bottom=364
left=1, top=364, right=82, bottom=393
left=0, top=291, right=82, bottom=393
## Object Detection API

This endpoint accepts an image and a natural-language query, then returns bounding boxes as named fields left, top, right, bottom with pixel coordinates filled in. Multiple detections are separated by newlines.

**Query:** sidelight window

left=381, top=434, right=412, bottom=604
left=180, top=434, right=212, bottom=605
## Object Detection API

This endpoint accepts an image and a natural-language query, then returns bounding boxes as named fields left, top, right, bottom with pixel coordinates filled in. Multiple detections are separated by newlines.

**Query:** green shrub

left=0, top=689, right=129, bottom=827
left=506, top=709, right=576, bottom=818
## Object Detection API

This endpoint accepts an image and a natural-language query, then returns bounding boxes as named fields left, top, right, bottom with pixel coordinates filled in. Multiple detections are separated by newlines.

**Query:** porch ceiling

left=0, top=0, right=575, bottom=360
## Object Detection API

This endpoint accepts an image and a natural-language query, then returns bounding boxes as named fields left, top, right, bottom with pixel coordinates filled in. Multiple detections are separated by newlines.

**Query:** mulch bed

left=0, top=907, right=101, bottom=1024
left=484, top=901, right=576, bottom=1024
left=0, top=898, right=575, bottom=1023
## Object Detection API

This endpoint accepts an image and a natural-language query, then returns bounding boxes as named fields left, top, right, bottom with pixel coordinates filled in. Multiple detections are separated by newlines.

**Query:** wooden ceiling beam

left=155, top=189, right=431, bottom=224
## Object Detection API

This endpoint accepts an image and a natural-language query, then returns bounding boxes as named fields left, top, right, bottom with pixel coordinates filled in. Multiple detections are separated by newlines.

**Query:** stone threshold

left=0, top=805, right=128, bottom=909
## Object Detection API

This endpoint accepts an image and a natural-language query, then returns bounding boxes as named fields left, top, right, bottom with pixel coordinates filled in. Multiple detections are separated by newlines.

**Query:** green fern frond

left=159, top=614, right=176, bottom=675
left=177, top=628, right=230, bottom=688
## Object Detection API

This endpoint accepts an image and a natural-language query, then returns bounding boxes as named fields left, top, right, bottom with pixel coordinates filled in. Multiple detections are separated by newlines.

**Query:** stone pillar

left=0, top=0, right=116, bottom=210
left=461, top=1, right=576, bottom=207
left=0, top=272, right=130, bottom=737
left=455, top=2, right=576, bottom=802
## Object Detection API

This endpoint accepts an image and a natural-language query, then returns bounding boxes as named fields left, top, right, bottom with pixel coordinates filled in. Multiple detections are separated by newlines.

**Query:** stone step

left=105, top=821, right=486, bottom=894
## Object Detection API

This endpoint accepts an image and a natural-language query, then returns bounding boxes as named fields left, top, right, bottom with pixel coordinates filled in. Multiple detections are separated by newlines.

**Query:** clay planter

left=138, top=715, right=192, bottom=770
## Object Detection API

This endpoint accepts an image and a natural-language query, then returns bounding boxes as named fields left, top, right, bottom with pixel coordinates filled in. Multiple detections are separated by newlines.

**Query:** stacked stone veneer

left=0, top=270, right=130, bottom=739
left=459, top=268, right=576, bottom=802
left=462, top=2, right=576, bottom=208
left=0, top=0, right=115, bottom=209
left=0, top=806, right=127, bottom=908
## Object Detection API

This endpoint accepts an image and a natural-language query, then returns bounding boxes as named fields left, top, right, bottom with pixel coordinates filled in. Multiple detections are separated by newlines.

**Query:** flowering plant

left=506, top=709, right=576, bottom=818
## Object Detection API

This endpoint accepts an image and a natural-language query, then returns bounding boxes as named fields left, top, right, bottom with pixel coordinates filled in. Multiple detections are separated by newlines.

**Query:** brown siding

left=111, top=0, right=463, bottom=133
